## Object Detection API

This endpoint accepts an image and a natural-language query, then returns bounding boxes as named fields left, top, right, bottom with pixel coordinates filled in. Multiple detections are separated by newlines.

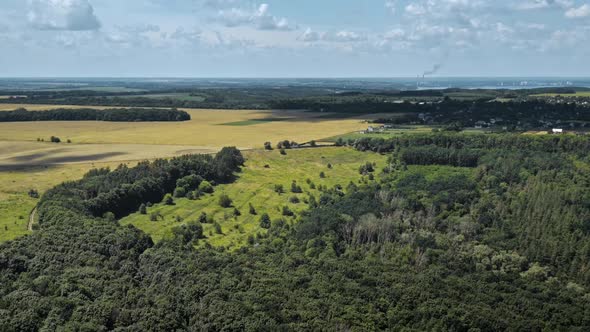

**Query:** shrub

left=291, top=181, right=303, bottom=193
left=28, top=189, right=39, bottom=199
left=274, top=184, right=284, bottom=194
left=264, top=142, right=273, bottom=150
left=310, top=140, right=317, bottom=147
left=173, top=187, right=187, bottom=198
left=198, top=181, right=214, bottom=194
left=163, top=194, right=174, bottom=205
left=139, top=203, right=147, bottom=215
left=259, top=213, right=271, bottom=229
left=50, top=136, right=61, bottom=143
left=233, top=208, right=241, bottom=217
left=289, top=196, right=300, bottom=204
left=213, top=222, right=223, bottom=234
left=282, top=206, right=294, bottom=217
left=280, top=148, right=287, bottom=155
left=219, top=194, right=232, bottom=208
left=150, top=212, right=162, bottom=222
left=319, top=171, right=326, bottom=178
left=198, top=212, right=208, bottom=223
left=249, top=203, right=257, bottom=215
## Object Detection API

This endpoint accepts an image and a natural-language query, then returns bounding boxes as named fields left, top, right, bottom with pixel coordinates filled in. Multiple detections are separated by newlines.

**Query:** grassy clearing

left=0, top=195, right=35, bottom=242
left=120, top=147, right=387, bottom=249
left=0, top=107, right=367, bottom=148
left=0, top=160, right=136, bottom=242
left=322, top=126, right=436, bottom=142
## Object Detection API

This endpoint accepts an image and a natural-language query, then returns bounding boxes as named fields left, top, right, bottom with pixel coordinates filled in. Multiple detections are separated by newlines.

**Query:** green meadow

left=120, top=147, right=387, bottom=249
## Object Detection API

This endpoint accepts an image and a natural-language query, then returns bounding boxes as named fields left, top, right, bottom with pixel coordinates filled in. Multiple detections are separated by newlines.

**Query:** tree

left=319, top=171, right=326, bottom=178
left=282, top=206, right=294, bottom=217
left=289, top=196, right=300, bottom=204
left=213, top=222, right=223, bottom=234
left=264, top=142, right=273, bottom=150
left=199, top=181, right=214, bottom=194
left=327, top=163, right=333, bottom=169
left=259, top=213, right=271, bottom=229
left=310, top=140, right=317, bottom=147
left=139, top=203, right=147, bottom=215
left=291, top=181, right=303, bottom=193
left=274, top=184, right=285, bottom=194
left=280, top=148, right=287, bottom=155
left=173, top=187, right=187, bottom=198
left=249, top=203, right=257, bottom=215
left=28, top=189, right=39, bottom=199
left=50, top=136, right=61, bottom=143
left=233, top=208, right=241, bottom=217
left=198, top=212, right=208, bottom=223
left=163, top=194, right=174, bottom=205
left=219, top=194, right=232, bottom=208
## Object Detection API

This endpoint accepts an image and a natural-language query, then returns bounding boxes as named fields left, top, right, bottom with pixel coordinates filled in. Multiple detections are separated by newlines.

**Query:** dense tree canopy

left=1, top=135, right=590, bottom=331
left=0, top=108, right=190, bottom=122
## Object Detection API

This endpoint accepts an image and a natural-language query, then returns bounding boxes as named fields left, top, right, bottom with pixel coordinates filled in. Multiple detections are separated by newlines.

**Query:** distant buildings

left=552, top=128, right=564, bottom=134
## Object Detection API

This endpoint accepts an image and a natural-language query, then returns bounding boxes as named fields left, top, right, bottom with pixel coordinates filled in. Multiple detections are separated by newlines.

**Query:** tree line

left=0, top=107, right=191, bottom=122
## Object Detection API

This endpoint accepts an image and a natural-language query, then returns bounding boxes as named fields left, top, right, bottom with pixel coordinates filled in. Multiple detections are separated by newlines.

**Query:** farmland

left=0, top=105, right=371, bottom=243
left=0, top=105, right=367, bottom=147
left=120, top=147, right=387, bottom=248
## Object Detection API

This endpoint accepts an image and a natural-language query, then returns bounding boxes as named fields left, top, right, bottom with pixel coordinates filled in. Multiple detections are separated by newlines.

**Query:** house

left=552, top=128, right=564, bottom=134
left=367, top=126, right=375, bottom=133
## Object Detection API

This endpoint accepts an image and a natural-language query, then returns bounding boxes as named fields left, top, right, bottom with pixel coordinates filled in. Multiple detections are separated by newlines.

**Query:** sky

left=0, top=0, right=590, bottom=77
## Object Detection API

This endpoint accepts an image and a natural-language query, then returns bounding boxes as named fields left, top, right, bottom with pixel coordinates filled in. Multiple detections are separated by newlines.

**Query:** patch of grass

left=120, top=147, right=387, bottom=249
left=322, top=126, right=436, bottom=142
left=0, top=160, right=138, bottom=243
left=0, top=195, right=35, bottom=242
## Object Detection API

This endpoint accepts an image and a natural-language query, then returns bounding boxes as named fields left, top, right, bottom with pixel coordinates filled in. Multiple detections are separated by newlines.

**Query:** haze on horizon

left=1, top=0, right=590, bottom=78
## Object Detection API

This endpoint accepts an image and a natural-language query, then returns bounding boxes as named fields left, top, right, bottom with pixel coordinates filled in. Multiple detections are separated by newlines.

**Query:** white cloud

left=217, top=3, right=293, bottom=30
left=299, top=28, right=321, bottom=42
left=516, top=0, right=574, bottom=10
left=28, top=0, right=101, bottom=31
left=565, top=4, right=590, bottom=18
left=298, top=28, right=367, bottom=43
left=385, top=0, right=397, bottom=14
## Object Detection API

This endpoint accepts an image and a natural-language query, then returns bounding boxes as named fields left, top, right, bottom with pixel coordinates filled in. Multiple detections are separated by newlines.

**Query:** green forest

left=0, top=108, right=190, bottom=122
left=1, top=134, right=589, bottom=331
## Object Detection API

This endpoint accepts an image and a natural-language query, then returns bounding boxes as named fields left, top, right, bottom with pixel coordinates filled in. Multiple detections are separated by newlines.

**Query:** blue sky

left=0, top=0, right=589, bottom=77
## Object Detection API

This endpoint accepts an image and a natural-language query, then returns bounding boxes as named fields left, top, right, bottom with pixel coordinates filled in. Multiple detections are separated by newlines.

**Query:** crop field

left=0, top=141, right=215, bottom=169
left=0, top=105, right=373, bottom=243
left=0, top=106, right=368, bottom=148
left=120, top=147, right=387, bottom=249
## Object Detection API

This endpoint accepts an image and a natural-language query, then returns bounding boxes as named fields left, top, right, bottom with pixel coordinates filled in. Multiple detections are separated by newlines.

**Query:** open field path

left=28, top=207, right=36, bottom=231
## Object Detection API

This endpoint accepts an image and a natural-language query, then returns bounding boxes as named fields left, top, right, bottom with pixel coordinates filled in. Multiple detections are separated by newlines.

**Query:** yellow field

left=0, top=141, right=215, bottom=169
left=0, top=106, right=368, bottom=148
